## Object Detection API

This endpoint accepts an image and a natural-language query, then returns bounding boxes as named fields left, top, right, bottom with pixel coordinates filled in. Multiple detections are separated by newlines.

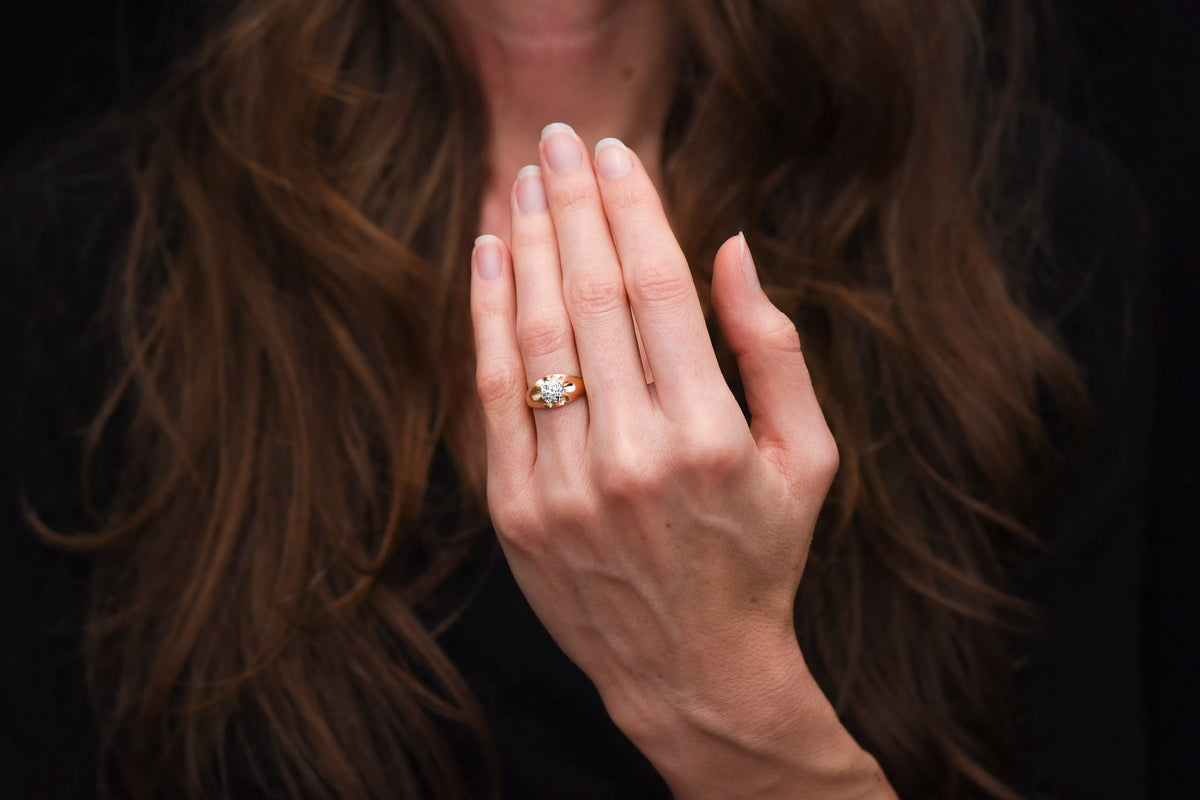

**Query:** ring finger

left=510, top=165, right=588, bottom=458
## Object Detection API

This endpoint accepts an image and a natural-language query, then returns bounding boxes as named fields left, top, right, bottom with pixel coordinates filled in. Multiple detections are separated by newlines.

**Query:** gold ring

left=527, top=374, right=585, bottom=409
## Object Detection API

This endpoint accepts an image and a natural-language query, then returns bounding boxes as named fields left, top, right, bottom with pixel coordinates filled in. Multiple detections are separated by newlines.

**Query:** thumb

left=710, top=233, right=837, bottom=478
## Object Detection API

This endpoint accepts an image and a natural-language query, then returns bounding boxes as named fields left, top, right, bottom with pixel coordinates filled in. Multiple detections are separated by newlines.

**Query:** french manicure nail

left=515, top=165, right=547, bottom=213
left=541, top=122, right=581, bottom=173
left=739, top=231, right=761, bottom=292
left=594, top=137, right=632, bottom=180
left=475, top=234, right=502, bottom=280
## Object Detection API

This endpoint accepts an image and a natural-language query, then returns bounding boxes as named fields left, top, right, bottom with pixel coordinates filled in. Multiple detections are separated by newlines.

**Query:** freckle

left=622, top=66, right=634, bottom=80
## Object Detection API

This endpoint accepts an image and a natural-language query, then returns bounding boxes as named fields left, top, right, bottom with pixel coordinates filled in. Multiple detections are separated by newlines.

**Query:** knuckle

left=490, top=498, right=545, bottom=552
left=811, top=431, right=841, bottom=483
left=796, top=429, right=839, bottom=490
left=761, top=312, right=804, bottom=354
left=679, top=423, right=747, bottom=478
left=566, top=276, right=627, bottom=318
left=605, top=183, right=650, bottom=214
left=475, top=362, right=525, bottom=410
left=540, top=481, right=597, bottom=527
left=510, top=224, right=557, bottom=254
left=516, top=312, right=574, bottom=359
left=488, top=492, right=531, bottom=534
left=597, top=463, right=659, bottom=501
left=552, top=180, right=599, bottom=213
left=628, top=256, right=692, bottom=307
left=594, top=435, right=661, bottom=499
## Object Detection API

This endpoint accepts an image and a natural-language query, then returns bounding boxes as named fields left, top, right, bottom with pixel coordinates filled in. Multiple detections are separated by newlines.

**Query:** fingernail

left=541, top=122, right=581, bottom=173
left=475, top=234, right=502, bottom=280
left=594, top=137, right=632, bottom=180
left=739, top=231, right=761, bottom=292
left=515, top=165, right=546, bottom=213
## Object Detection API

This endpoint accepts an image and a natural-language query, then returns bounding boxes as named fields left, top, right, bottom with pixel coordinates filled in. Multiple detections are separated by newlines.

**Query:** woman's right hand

left=469, top=123, right=894, bottom=799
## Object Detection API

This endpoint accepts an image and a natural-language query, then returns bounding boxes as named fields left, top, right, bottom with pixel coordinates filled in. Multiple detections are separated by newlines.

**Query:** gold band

left=527, top=374, right=585, bottom=409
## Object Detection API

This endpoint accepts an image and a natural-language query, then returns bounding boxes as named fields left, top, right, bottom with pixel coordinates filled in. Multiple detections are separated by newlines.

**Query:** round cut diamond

left=539, top=377, right=566, bottom=406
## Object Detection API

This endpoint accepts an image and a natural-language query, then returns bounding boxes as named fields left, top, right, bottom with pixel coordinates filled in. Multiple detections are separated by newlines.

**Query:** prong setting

left=527, top=374, right=585, bottom=409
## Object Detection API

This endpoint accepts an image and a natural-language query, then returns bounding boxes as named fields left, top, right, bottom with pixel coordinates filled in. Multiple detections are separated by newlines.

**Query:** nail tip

left=516, top=164, right=541, bottom=179
left=474, top=235, right=503, bottom=280
left=593, top=137, right=626, bottom=159
left=540, top=122, right=576, bottom=141
left=737, top=232, right=761, bottom=292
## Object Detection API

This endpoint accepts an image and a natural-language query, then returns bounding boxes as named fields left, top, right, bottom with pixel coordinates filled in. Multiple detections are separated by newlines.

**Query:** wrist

left=603, top=636, right=895, bottom=800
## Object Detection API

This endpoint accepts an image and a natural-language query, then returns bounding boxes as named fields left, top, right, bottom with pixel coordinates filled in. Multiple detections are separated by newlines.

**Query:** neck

left=445, top=0, right=679, bottom=232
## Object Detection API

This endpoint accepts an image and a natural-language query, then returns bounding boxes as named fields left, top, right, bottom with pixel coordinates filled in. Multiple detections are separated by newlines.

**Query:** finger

left=509, top=165, right=588, bottom=447
left=710, top=233, right=836, bottom=480
left=471, top=234, right=536, bottom=488
left=592, top=138, right=724, bottom=409
left=538, top=123, right=648, bottom=420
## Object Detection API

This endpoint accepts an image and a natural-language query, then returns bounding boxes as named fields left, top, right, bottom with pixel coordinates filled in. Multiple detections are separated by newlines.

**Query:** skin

left=446, top=0, right=677, bottom=238
left=454, top=1, right=899, bottom=796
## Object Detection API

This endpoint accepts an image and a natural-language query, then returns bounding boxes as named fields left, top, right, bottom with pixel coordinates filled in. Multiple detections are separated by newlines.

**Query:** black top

left=0, top=122, right=1155, bottom=798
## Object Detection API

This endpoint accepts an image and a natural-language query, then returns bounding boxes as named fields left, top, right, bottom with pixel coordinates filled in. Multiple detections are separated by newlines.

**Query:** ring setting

left=527, top=374, right=585, bottom=409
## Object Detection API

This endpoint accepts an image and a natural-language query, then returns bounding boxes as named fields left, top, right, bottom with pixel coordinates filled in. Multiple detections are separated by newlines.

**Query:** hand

left=470, top=123, right=893, bottom=798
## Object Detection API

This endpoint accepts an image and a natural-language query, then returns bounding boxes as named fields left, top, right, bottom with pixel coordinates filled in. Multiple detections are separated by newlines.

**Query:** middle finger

left=539, top=123, right=648, bottom=422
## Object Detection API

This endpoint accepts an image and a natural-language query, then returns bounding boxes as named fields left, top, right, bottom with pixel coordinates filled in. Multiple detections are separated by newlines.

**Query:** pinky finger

left=471, top=234, right=536, bottom=492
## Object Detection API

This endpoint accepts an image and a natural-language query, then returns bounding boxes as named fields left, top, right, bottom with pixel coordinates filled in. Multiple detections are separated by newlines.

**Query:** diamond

left=539, top=377, right=566, bottom=406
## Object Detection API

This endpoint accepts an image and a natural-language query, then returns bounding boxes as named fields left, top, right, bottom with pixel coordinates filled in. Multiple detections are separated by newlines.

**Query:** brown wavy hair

left=30, top=0, right=1087, bottom=797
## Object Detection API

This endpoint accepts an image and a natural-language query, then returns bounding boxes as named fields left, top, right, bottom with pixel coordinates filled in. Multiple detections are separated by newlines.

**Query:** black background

left=1, top=1, right=1196, bottom=795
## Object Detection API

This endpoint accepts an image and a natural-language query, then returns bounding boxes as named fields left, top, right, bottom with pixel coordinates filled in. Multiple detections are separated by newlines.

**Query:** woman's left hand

left=470, top=123, right=894, bottom=799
